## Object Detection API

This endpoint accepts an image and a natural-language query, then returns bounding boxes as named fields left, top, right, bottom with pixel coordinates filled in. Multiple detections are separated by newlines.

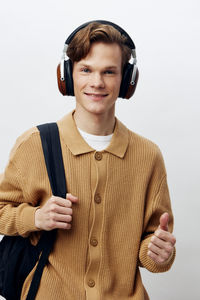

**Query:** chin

left=86, top=103, right=114, bottom=116
left=86, top=107, right=107, bottom=115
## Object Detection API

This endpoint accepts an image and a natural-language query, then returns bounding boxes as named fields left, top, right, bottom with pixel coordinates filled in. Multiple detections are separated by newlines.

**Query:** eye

left=81, top=67, right=90, bottom=73
left=104, top=70, right=115, bottom=74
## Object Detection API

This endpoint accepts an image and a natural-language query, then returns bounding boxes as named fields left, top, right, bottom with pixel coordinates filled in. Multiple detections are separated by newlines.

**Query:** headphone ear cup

left=64, top=60, right=74, bottom=96
left=57, top=60, right=74, bottom=96
left=57, top=63, right=67, bottom=95
left=119, top=63, right=139, bottom=99
left=124, top=66, right=139, bottom=99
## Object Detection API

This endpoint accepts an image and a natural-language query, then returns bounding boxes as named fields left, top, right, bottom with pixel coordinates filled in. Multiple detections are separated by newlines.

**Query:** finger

left=66, top=193, right=78, bottom=203
left=147, top=250, right=167, bottom=264
left=51, top=196, right=72, bottom=208
left=150, top=235, right=175, bottom=251
left=46, top=219, right=72, bottom=231
left=148, top=244, right=170, bottom=263
left=53, top=221, right=71, bottom=230
left=148, top=242, right=162, bottom=256
left=50, top=212, right=72, bottom=223
left=151, top=235, right=173, bottom=249
left=154, top=229, right=176, bottom=245
left=159, top=212, right=169, bottom=231
left=50, top=205, right=73, bottom=216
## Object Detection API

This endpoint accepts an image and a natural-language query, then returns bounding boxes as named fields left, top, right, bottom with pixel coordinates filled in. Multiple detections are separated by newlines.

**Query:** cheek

left=110, top=77, right=122, bottom=94
left=73, top=77, right=85, bottom=94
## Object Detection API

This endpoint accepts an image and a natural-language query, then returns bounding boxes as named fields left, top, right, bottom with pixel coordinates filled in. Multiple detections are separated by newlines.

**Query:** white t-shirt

left=78, top=128, right=113, bottom=151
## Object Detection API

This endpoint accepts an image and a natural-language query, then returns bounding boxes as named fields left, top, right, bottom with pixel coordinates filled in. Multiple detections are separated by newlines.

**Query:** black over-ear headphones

left=57, top=20, right=139, bottom=99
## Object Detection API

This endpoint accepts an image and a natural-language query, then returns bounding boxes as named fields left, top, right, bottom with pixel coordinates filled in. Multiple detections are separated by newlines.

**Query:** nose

left=90, top=72, right=105, bottom=89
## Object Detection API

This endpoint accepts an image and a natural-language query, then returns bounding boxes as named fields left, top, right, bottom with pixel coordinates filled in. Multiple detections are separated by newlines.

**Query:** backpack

left=0, top=123, right=67, bottom=300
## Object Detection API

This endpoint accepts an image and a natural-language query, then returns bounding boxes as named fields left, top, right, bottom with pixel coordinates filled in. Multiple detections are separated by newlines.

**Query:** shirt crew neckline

left=77, top=128, right=113, bottom=142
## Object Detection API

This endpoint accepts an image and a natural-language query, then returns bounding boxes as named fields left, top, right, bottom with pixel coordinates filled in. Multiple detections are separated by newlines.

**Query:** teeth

left=86, top=93, right=105, bottom=96
left=84, top=93, right=108, bottom=97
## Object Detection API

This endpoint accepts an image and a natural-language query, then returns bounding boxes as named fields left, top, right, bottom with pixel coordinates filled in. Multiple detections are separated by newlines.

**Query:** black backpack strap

left=37, top=122, right=67, bottom=198
left=26, top=122, right=67, bottom=300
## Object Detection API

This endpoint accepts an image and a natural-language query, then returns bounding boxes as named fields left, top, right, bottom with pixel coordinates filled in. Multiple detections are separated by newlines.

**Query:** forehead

left=78, top=42, right=122, bottom=69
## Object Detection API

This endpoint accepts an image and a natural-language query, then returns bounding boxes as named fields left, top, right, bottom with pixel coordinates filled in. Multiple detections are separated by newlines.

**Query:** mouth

left=84, top=92, right=108, bottom=100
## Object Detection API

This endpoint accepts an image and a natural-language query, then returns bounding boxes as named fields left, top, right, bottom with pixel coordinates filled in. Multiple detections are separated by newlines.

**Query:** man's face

left=72, top=42, right=122, bottom=116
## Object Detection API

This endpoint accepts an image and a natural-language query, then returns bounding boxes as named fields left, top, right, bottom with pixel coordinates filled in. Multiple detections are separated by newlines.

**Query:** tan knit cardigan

left=0, top=111, right=175, bottom=300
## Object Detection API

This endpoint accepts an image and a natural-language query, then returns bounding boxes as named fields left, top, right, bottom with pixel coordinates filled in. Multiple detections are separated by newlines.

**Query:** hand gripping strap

left=26, top=123, right=67, bottom=300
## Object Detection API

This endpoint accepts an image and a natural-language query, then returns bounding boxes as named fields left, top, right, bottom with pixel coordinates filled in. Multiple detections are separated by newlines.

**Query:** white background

left=0, top=0, right=200, bottom=299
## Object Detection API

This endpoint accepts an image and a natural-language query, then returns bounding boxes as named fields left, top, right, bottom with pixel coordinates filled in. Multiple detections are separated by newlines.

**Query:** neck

left=73, top=107, right=116, bottom=136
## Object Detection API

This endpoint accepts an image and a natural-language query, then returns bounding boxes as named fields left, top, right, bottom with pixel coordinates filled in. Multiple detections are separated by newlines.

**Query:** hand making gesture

left=147, top=212, right=176, bottom=264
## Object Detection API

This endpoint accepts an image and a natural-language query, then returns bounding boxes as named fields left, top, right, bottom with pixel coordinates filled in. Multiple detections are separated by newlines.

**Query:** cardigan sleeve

left=0, top=129, right=45, bottom=237
left=0, top=161, right=39, bottom=237
left=138, top=149, right=176, bottom=273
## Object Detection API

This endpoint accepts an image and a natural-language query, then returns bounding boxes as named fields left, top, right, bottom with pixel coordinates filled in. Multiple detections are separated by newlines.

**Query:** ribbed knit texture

left=0, top=111, right=175, bottom=300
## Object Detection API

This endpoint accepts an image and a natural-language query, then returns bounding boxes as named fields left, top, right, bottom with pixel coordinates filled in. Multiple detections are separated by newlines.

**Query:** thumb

left=66, top=193, right=78, bottom=203
left=159, top=212, right=169, bottom=231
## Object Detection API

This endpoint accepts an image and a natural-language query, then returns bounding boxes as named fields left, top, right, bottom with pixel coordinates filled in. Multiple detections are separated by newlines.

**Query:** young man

left=0, top=21, right=176, bottom=299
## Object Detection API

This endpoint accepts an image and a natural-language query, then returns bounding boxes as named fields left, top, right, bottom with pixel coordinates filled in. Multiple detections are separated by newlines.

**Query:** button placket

left=84, top=152, right=107, bottom=299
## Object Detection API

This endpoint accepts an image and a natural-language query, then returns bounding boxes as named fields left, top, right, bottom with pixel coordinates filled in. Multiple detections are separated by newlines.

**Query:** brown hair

left=66, top=22, right=132, bottom=71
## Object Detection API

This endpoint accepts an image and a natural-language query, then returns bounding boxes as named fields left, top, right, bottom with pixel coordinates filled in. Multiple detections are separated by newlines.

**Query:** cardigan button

left=95, top=151, right=102, bottom=161
left=94, top=193, right=101, bottom=204
left=88, top=279, right=95, bottom=287
left=90, top=237, right=98, bottom=247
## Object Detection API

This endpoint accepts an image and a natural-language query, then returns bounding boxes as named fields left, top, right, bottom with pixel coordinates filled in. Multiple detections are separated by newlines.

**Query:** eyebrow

left=78, top=63, right=118, bottom=69
left=105, top=66, right=118, bottom=69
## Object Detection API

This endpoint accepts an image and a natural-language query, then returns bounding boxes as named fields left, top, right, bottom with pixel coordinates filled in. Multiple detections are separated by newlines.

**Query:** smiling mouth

left=84, top=92, right=108, bottom=99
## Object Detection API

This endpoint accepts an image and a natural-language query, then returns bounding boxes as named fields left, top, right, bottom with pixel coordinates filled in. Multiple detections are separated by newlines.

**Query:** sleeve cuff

left=17, top=204, right=41, bottom=237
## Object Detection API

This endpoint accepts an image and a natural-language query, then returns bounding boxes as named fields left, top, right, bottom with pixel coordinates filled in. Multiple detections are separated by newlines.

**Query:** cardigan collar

left=57, top=110, right=129, bottom=158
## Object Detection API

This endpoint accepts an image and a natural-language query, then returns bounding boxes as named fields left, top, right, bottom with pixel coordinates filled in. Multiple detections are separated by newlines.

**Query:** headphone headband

left=65, top=20, right=136, bottom=50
